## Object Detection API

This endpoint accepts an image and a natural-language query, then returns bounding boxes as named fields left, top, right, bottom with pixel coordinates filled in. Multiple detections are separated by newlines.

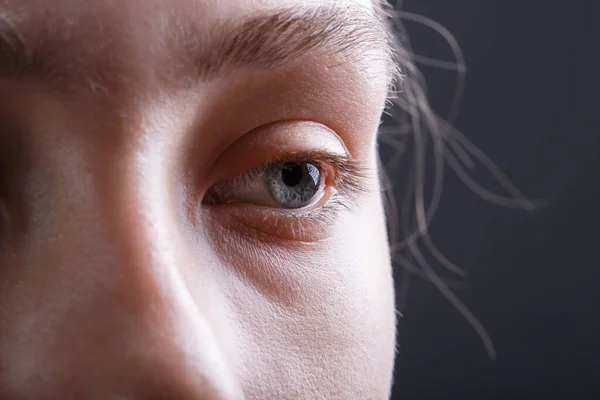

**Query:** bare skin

left=0, top=0, right=397, bottom=398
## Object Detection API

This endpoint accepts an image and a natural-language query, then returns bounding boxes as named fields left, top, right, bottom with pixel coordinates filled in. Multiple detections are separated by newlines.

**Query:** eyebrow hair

left=0, top=5, right=396, bottom=93
left=192, top=6, right=396, bottom=80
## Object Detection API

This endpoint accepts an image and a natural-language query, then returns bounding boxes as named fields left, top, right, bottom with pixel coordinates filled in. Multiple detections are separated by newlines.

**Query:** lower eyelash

left=266, top=182, right=366, bottom=230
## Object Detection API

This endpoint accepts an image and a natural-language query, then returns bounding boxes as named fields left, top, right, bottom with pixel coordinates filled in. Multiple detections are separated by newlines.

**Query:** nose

left=0, top=149, right=242, bottom=399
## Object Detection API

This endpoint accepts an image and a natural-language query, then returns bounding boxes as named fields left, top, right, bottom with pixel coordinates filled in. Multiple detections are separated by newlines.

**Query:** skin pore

left=0, top=0, right=398, bottom=398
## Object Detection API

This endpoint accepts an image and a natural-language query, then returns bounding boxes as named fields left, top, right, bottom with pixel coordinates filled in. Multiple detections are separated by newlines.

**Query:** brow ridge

left=0, top=5, right=394, bottom=93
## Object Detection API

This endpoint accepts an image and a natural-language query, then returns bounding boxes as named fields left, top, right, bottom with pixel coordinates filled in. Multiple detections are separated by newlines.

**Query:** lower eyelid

left=203, top=192, right=351, bottom=244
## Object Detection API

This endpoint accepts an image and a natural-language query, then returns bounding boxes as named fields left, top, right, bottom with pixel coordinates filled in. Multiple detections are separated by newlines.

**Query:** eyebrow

left=0, top=5, right=396, bottom=93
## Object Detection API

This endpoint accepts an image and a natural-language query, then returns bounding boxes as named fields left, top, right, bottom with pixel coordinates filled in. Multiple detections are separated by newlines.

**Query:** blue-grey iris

left=266, top=162, right=321, bottom=208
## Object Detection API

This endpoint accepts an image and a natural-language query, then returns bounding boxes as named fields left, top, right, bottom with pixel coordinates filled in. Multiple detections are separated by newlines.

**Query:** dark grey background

left=383, top=1, right=599, bottom=398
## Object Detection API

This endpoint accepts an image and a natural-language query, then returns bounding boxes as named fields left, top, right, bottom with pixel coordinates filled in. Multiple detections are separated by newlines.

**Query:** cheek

left=204, top=193, right=396, bottom=398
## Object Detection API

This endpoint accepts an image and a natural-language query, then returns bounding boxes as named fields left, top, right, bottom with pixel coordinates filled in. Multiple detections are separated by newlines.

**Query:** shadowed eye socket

left=0, top=128, right=29, bottom=247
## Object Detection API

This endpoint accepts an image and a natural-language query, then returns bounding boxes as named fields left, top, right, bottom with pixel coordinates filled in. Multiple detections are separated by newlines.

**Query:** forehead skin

left=0, top=0, right=396, bottom=399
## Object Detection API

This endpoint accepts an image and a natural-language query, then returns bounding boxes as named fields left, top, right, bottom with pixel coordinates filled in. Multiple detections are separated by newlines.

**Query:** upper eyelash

left=224, top=150, right=373, bottom=209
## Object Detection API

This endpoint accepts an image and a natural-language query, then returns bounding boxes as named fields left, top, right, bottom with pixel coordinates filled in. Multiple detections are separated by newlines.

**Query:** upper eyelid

left=205, top=120, right=350, bottom=175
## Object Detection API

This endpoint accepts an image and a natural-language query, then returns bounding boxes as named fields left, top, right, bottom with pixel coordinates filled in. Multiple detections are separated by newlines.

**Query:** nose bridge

left=86, top=148, right=239, bottom=398
left=13, top=142, right=241, bottom=399
left=108, top=145, right=183, bottom=310
left=52, top=137, right=183, bottom=317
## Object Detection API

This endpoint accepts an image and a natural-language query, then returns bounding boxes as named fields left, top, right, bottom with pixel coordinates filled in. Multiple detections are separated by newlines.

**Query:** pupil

left=281, top=163, right=303, bottom=187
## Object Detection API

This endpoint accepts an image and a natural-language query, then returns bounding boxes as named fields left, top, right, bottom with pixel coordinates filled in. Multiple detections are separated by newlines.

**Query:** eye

left=204, top=157, right=329, bottom=210
left=201, top=149, right=371, bottom=242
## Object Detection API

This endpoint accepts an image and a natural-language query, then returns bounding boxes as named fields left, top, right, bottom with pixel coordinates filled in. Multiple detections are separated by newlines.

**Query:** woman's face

left=0, top=0, right=396, bottom=398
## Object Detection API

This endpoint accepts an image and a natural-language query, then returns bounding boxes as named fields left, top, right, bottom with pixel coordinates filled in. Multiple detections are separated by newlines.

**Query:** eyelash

left=204, top=150, right=370, bottom=213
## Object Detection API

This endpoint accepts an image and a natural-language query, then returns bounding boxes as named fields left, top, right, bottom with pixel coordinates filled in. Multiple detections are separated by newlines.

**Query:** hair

left=374, top=0, right=542, bottom=360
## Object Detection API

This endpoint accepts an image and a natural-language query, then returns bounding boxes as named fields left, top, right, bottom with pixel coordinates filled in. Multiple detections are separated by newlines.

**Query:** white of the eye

left=213, top=168, right=272, bottom=205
